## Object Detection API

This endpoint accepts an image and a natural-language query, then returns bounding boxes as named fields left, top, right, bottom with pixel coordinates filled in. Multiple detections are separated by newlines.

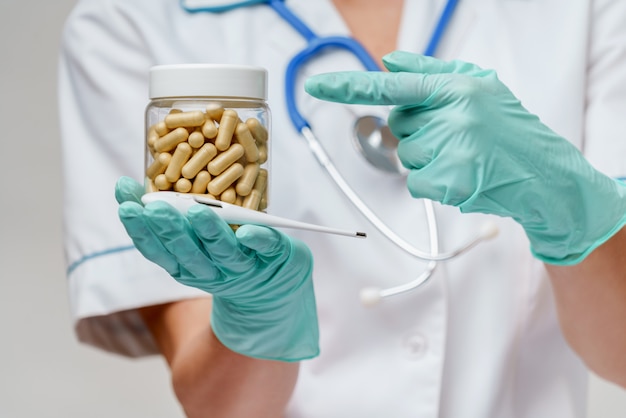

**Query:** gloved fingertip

left=142, top=201, right=190, bottom=231
left=304, top=72, right=361, bottom=102
left=235, top=223, right=268, bottom=240
left=118, top=203, right=146, bottom=234
left=115, top=176, right=144, bottom=204
left=381, top=50, right=413, bottom=71
left=236, top=224, right=284, bottom=254
left=141, top=201, right=197, bottom=241
left=306, top=71, right=405, bottom=105
left=304, top=74, right=330, bottom=98
left=187, top=203, right=234, bottom=236
left=383, top=50, right=430, bottom=71
left=187, top=203, right=218, bottom=220
left=143, top=200, right=181, bottom=217
left=303, top=75, right=316, bottom=92
left=118, top=201, right=144, bottom=219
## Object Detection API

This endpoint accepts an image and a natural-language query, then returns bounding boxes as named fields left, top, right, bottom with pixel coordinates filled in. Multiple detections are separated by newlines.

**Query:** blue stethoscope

left=180, top=0, right=498, bottom=305
left=181, top=0, right=458, bottom=130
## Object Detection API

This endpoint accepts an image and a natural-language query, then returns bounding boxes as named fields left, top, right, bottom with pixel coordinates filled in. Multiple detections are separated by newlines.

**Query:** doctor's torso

left=64, top=0, right=626, bottom=416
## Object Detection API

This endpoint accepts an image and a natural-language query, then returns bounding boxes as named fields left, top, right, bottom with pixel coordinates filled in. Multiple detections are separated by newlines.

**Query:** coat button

left=402, top=332, right=428, bottom=360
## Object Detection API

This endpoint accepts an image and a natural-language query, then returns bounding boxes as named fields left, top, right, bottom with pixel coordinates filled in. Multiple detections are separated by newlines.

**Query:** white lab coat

left=59, top=0, right=626, bottom=417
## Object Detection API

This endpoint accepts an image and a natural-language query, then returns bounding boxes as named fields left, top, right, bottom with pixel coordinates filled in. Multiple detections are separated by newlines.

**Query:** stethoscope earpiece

left=360, top=287, right=383, bottom=307
left=480, top=222, right=500, bottom=240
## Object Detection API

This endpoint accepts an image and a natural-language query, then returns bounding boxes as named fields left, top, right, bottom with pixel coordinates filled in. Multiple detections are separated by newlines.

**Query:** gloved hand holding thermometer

left=305, top=51, right=626, bottom=265
left=115, top=176, right=319, bottom=361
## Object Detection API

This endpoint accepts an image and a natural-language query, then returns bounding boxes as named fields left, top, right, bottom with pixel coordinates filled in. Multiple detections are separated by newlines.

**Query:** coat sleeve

left=58, top=0, right=206, bottom=357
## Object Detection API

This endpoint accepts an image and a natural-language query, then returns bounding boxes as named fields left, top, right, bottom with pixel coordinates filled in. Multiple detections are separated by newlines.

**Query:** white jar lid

left=149, top=64, right=268, bottom=100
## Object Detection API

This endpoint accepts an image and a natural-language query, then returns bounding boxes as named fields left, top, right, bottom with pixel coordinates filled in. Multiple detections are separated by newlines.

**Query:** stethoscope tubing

left=285, top=36, right=380, bottom=132
left=276, top=0, right=466, bottom=263
left=301, top=126, right=485, bottom=263
left=423, top=0, right=460, bottom=56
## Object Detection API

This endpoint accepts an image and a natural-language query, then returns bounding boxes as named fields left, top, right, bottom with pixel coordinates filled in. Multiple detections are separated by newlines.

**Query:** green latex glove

left=115, top=177, right=319, bottom=361
left=304, top=51, right=626, bottom=265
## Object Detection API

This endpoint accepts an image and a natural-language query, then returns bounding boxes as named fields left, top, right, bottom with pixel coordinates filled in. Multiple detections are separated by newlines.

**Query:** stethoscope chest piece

left=352, top=115, right=408, bottom=175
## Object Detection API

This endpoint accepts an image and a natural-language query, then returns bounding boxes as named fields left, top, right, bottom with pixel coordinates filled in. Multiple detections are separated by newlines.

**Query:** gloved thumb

left=304, top=70, right=447, bottom=106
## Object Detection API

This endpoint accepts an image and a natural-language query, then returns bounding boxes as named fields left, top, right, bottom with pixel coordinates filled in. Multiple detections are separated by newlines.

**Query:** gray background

left=1, top=1, right=624, bottom=416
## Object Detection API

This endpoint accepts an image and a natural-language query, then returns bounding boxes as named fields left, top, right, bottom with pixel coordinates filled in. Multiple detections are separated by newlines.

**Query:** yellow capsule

left=155, top=127, right=189, bottom=153
left=182, top=143, right=218, bottom=179
left=145, top=178, right=157, bottom=193
left=146, top=127, right=159, bottom=158
left=215, top=109, right=239, bottom=151
left=245, top=117, right=268, bottom=143
left=243, top=190, right=261, bottom=210
left=146, top=152, right=172, bottom=179
left=259, top=194, right=268, bottom=211
left=235, top=122, right=259, bottom=163
left=208, top=143, right=244, bottom=176
left=235, top=163, right=259, bottom=196
left=165, top=110, right=206, bottom=129
left=257, top=143, right=268, bottom=164
left=208, top=163, right=244, bottom=196
left=221, top=186, right=237, bottom=204
left=234, top=195, right=243, bottom=207
left=243, top=168, right=267, bottom=210
left=154, top=174, right=172, bottom=190
left=206, top=104, right=225, bottom=122
left=202, top=119, right=218, bottom=139
left=174, top=178, right=192, bottom=193
left=154, top=121, right=170, bottom=136
left=165, top=142, right=193, bottom=183
left=188, top=130, right=205, bottom=148
left=191, top=170, right=212, bottom=194
left=257, top=168, right=268, bottom=189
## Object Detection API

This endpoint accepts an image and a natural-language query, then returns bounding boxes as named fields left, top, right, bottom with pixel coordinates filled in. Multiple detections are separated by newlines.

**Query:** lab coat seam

left=66, top=244, right=136, bottom=277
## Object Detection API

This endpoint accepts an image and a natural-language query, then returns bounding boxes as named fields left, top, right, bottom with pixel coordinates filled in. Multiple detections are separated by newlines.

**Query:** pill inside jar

left=145, top=64, right=271, bottom=213
left=146, top=105, right=270, bottom=212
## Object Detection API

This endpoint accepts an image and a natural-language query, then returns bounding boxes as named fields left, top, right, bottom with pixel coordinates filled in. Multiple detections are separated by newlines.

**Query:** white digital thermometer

left=142, top=192, right=367, bottom=239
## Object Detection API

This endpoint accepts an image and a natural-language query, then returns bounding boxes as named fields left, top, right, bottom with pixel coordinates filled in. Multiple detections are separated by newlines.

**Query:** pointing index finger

left=304, top=71, right=440, bottom=107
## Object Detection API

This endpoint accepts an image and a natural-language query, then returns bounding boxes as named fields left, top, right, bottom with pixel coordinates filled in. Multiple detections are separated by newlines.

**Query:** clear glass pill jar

left=145, top=64, right=271, bottom=212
